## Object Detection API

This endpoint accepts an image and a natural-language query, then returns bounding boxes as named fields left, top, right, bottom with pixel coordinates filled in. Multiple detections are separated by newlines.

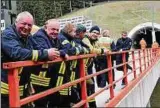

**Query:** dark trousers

left=95, top=56, right=115, bottom=88
left=86, top=62, right=97, bottom=107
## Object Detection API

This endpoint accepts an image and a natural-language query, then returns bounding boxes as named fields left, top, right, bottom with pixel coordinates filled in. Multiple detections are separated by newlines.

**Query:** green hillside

left=59, top=1, right=160, bottom=40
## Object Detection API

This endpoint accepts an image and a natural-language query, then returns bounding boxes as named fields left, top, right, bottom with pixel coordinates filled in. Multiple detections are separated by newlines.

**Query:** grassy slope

left=59, top=1, right=160, bottom=40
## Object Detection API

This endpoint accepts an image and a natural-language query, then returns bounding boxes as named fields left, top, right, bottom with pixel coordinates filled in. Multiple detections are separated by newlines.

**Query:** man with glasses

left=82, top=25, right=109, bottom=107
left=116, top=31, right=132, bottom=85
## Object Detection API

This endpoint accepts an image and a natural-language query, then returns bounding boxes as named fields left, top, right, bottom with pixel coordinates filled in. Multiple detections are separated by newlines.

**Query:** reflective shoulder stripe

left=62, top=40, right=70, bottom=45
left=75, top=47, right=80, bottom=55
left=32, top=50, right=38, bottom=61
left=71, top=41, right=76, bottom=47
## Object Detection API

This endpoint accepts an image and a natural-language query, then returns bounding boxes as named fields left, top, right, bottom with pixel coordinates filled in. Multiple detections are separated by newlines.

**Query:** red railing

left=3, top=48, right=160, bottom=108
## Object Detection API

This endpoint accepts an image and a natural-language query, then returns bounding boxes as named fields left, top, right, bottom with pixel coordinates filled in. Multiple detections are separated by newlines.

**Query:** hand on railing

left=64, top=54, right=69, bottom=60
left=104, top=49, right=111, bottom=55
left=47, top=48, right=60, bottom=60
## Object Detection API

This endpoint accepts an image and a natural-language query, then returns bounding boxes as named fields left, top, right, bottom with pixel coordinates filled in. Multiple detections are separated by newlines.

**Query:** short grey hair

left=15, top=11, right=34, bottom=23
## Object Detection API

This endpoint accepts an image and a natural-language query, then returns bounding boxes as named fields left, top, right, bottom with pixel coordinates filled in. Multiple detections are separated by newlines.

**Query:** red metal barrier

left=2, top=48, right=160, bottom=108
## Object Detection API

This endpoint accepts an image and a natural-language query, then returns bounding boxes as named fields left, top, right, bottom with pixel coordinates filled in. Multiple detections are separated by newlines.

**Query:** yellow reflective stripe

left=42, top=64, right=48, bottom=68
left=75, top=47, right=80, bottom=55
left=1, top=82, right=8, bottom=89
left=70, top=71, right=74, bottom=81
left=61, top=62, right=66, bottom=74
left=59, top=62, right=64, bottom=74
left=89, top=99, right=96, bottom=102
left=56, top=76, right=63, bottom=87
left=1, top=84, right=24, bottom=96
left=56, top=62, right=66, bottom=86
left=31, top=82, right=49, bottom=87
left=42, top=71, right=47, bottom=77
left=83, top=47, right=89, bottom=54
left=39, top=72, right=43, bottom=77
left=18, top=67, right=23, bottom=74
left=38, top=71, right=47, bottom=77
left=59, top=92, right=68, bottom=95
left=62, top=40, right=70, bottom=45
left=70, top=60, right=77, bottom=81
left=31, top=78, right=50, bottom=85
left=1, top=88, right=8, bottom=94
left=31, top=80, right=49, bottom=85
left=32, top=50, right=38, bottom=61
left=71, top=41, right=76, bottom=47
left=31, top=74, right=50, bottom=81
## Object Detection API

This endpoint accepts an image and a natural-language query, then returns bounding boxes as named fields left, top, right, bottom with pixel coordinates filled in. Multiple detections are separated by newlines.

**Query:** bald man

left=31, top=19, right=69, bottom=107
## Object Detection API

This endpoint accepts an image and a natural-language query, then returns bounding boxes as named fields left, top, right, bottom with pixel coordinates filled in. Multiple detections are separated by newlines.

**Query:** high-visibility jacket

left=139, top=39, right=147, bottom=49
left=82, top=36, right=104, bottom=54
left=152, top=42, right=159, bottom=48
left=1, top=24, right=49, bottom=96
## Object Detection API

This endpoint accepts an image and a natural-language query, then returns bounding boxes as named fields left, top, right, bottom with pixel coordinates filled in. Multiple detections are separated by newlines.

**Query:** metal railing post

left=79, top=58, right=88, bottom=108
left=8, top=68, right=20, bottom=107
left=107, top=54, right=114, bottom=99
left=138, top=50, right=142, bottom=73
left=147, top=49, right=150, bottom=66
left=122, top=52, right=128, bottom=85
left=132, top=51, right=136, bottom=79
left=143, top=49, right=146, bottom=69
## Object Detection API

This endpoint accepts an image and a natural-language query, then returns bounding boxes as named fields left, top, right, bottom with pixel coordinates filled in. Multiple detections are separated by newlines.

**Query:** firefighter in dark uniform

left=58, top=23, right=86, bottom=107
left=116, top=31, right=132, bottom=85
left=74, top=24, right=91, bottom=105
left=31, top=19, right=69, bottom=107
left=1, top=11, right=60, bottom=108
left=82, top=25, right=109, bottom=107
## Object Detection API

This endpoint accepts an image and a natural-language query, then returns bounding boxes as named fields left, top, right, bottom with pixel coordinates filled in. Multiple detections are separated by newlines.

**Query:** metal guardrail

left=3, top=48, right=160, bottom=107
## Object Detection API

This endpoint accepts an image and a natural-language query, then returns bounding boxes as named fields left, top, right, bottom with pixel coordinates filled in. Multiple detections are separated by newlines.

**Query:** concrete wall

left=116, top=60, right=160, bottom=107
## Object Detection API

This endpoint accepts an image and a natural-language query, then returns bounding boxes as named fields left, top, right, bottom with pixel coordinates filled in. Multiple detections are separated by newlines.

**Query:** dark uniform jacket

left=116, top=37, right=132, bottom=70
left=1, top=24, right=48, bottom=96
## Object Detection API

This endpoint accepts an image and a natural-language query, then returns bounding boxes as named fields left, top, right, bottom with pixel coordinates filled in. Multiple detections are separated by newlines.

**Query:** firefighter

left=57, top=23, right=86, bottom=107
left=139, top=38, right=147, bottom=49
left=152, top=41, right=159, bottom=57
left=1, top=11, right=60, bottom=108
left=152, top=41, right=159, bottom=48
left=96, top=29, right=116, bottom=88
left=116, top=31, right=132, bottom=85
left=82, top=25, right=109, bottom=107
left=74, top=24, right=92, bottom=104
left=31, top=19, right=69, bottom=107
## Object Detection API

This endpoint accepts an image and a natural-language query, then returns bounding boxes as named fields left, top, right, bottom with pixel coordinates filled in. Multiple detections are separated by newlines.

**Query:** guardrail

left=3, top=48, right=160, bottom=107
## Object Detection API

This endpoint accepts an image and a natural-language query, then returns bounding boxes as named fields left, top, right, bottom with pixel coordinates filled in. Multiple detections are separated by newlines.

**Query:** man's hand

left=47, top=48, right=60, bottom=60
left=104, top=49, right=111, bottom=54
left=64, top=54, right=69, bottom=60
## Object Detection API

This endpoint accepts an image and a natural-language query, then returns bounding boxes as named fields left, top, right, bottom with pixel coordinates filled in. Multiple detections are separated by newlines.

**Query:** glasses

left=92, top=32, right=100, bottom=35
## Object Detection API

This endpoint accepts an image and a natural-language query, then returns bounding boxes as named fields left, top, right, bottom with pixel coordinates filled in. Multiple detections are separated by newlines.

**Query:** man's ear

left=44, top=25, right=47, bottom=30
